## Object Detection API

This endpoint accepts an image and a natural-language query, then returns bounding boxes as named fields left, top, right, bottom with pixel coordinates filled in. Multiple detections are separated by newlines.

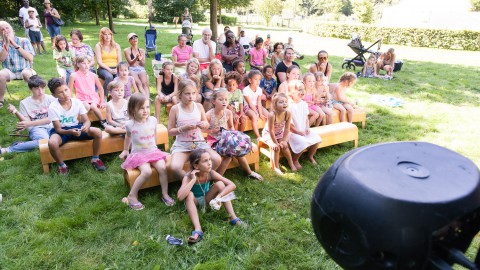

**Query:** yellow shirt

left=101, top=47, right=118, bottom=67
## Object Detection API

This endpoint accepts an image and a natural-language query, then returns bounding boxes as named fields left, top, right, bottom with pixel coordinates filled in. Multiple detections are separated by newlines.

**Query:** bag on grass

left=215, top=128, right=252, bottom=157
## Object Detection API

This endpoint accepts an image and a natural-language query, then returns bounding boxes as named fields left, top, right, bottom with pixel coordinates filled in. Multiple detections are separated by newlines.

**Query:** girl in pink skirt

left=119, top=93, right=172, bottom=210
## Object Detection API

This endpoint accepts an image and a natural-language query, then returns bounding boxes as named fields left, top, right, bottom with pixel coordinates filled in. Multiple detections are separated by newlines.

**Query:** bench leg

left=362, top=121, right=366, bottom=129
left=354, top=139, right=358, bottom=148
left=254, top=162, right=259, bottom=171
left=43, top=164, right=50, bottom=174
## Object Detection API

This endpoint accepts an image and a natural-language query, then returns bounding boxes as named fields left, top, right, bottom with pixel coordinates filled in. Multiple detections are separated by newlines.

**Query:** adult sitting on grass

left=0, top=20, right=36, bottom=108
left=177, top=149, right=246, bottom=244
left=377, top=48, right=396, bottom=78
left=95, top=27, right=122, bottom=96
left=309, top=50, right=333, bottom=81
left=1, top=75, right=55, bottom=156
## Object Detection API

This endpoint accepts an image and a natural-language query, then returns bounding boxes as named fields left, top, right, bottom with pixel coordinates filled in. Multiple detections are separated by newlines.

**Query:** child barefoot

left=104, top=81, right=129, bottom=135
left=177, top=149, right=246, bottom=244
left=243, top=70, right=269, bottom=139
left=206, top=90, right=263, bottom=180
left=330, top=72, right=357, bottom=123
left=155, top=62, right=178, bottom=121
left=314, top=72, right=333, bottom=125
left=53, top=35, right=75, bottom=84
left=260, top=65, right=276, bottom=106
left=47, top=78, right=105, bottom=175
left=119, top=93, right=172, bottom=209
left=113, top=61, right=139, bottom=100
left=168, top=79, right=221, bottom=182
left=225, top=71, right=246, bottom=131
left=261, top=93, right=295, bottom=175
left=303, top=72, right=322, bottom=126
left=68, top=55, right=107, bottom=127
left=288, top=80, right=322, bottom=169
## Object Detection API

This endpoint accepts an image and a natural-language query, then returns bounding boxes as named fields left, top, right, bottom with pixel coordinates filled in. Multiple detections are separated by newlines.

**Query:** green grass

left=1, top=20, right=480, bottom=269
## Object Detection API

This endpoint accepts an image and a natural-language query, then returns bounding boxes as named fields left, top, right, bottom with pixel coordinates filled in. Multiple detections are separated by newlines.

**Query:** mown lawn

left=0, top=21, right=479, bottom=269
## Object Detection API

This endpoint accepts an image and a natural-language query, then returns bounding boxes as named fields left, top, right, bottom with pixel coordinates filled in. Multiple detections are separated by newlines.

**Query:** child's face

left=195, top=152, right=212, bottom=172
left=180, top=85, right=197, bottom=104
left=213, top=93, right=228, bottom=109
left=77, top=60, right=89, bottom=72
left=30, top=85, right=45, bottom=98
left=136, top=100, right=150, bottom=121
left=188, top=63, right=199, bottom=75
left=248, top=74, right=261, bottom=89
left=163, top=65, right=173, bottom=75
left=293, top=88, right=305, bottom=102
left=287, top=69, right=300, bottom=80
left=110, top=87, right=125, bottom=100
left=211, top=64, right=222, bottom=76
left=316, top=77, right=328, bottom=88
left=368, top=58, right=375, bottom=65
left=304, top=76, right=315, bottom=90
left=276, top=45, right=283, bottom=53
left=275, top=96, right=288, bottom=112
left=264, top=68, right=273, bottom=79
left=235, top=62, right=245, bottom=74
left=53, top=84, right=71, bottom=102
left=28, top=11, right=35, bottom=18
left=227, top=79, right=238, bottom=92
left=118, top=66, right=129, bottom=77
left=57, top=40, right=67, bottom=50
left=256, top=42, right=263, bottom=49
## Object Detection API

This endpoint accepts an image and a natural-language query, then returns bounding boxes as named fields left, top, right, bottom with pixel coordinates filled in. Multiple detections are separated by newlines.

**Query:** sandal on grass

left=188, top=230, right=203, bottom=244
left=162, top=197, right=175, bottom=207
left=121, top=197, right=145, bottom=211
left=230, top=217, right=248, bottom=227
left=248, top=171, right=264, bottom=181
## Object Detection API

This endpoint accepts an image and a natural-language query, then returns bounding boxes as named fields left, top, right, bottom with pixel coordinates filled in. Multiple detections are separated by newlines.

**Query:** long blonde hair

left=207, top=59, right=224, bottom=82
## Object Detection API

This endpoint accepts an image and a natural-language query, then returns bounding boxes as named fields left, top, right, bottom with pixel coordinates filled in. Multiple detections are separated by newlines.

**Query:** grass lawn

left=1, top=20, right=480, bottom=269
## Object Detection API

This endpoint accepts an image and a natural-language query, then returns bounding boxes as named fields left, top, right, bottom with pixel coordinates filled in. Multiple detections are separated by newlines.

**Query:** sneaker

left=58, top=165, right=68, bottom=175
left=91, top=159, right=106, bottom=171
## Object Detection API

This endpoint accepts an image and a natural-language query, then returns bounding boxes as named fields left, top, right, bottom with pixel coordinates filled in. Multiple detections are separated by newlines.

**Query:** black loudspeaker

left=311, top=142, right=480, bottom=270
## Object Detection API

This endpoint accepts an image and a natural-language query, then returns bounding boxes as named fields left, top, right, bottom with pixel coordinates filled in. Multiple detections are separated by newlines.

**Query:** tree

left=257, top=0, right=283, bottom=26
left=210, top=0, right=218, bottom=42
left=300, top=0, right=319, bottom=16
left=353, top=0, right=373, bottom=23
left=318, top=0, right=352, bottom=16
left=153, top=0, right=205, bottom=24
left=471, top=0, right=480, bottom=11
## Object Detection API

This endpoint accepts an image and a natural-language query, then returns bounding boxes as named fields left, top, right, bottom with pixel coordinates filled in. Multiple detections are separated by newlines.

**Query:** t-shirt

left=274, top=61, right=300, bottom=86
left=19, top=94, right=56, bottom=131
left=125, top=116, right=158, bottom=154
left=68, top=42, right=95, bottom=59
left=107, top=99, right=129, bottom=124
left=260, top=78, right=277, bottom=95
left=48, top=98, right=87, bottom=128
left=243, top=85, right=262, bottom=107
left=26, top=18, right=40, bottom=32
left=192, top=39, right=216, bottom=61
left=172, top=45, right=193, bottom=64
left=0, top=37, right=35, bottom=73
left=238, top=36, right=250, bottom=47
left=228, top=89, right=244, bottom=112
left=249, top=47, right=267, bottom=66
left=19, top=7, right=39, bottom=27
left=53, top=49, right=75, bottom=70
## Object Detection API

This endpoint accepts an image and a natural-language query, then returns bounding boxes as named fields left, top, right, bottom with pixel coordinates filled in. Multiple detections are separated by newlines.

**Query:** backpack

left=215, top=128, right=252, bottom=157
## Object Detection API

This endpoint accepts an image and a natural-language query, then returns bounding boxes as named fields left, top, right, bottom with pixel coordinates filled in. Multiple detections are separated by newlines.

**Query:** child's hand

left=279, top=141, right=288, bottom=149
left=305, top=128, right=310, bottom=135
left=7, top=104, right=17, bottom=114
left=71, top=128, right=81, bottom=137
left=259, top=113, right=267, bottom=121
left=98, top=102, right=106, bottom=109
left=119, top=150, right=128, bottom=160
left=271, top=143, right=279, bottom=151
left=189, top=170, right=200, bottom=181
left=197, top=121, right=209, bottom=130
left=16, top=120, right=31, bottom=130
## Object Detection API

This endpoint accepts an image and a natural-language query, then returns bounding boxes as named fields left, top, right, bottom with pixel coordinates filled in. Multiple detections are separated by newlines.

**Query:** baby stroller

left=342, top=34, right=382, bottom=70
left=145, top=25, right=157, bottom=58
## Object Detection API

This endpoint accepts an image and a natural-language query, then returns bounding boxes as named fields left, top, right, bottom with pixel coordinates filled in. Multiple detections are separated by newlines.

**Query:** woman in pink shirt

left=172, top=34, right=193, bottom=70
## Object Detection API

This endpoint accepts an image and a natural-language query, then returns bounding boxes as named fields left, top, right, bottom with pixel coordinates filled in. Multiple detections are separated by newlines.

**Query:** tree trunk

left=95, top=7, right=99, bottom=25
left=218, top=1, right=222, bottom=24
left=210, top=0, right=218, bottom=42
left=107, top=0, right=114, bottom=33
left=148, top=0, right=153, bottom=27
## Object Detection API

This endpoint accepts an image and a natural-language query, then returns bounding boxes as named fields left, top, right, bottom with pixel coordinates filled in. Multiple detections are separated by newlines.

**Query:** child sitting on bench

left=47, top=78, right=105, bottom=175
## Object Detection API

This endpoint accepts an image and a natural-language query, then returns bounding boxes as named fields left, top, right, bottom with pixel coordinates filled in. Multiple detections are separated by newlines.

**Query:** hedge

left=220, top=15, right=237, bottom=26
left=309, top=23, right=480, bottom=51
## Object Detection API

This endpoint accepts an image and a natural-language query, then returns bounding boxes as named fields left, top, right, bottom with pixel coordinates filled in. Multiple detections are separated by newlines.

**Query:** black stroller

left=342, top=34, right=382, bottom=70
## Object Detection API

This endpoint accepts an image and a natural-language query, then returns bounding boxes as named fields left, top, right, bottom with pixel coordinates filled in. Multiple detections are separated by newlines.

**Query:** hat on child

left=267, top=34, right=271, bottom=38
left=28, top=7, right=36, bottom=12
left=127, top=33, right=138, bottom=40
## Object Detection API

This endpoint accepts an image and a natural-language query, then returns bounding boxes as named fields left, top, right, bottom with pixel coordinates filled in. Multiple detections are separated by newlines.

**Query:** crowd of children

left=1, top=29, right=368, bottom=245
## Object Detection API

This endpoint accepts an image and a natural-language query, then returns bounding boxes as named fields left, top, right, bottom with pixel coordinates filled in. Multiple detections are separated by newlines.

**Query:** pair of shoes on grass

left=57, top=159, right=105, bottom=175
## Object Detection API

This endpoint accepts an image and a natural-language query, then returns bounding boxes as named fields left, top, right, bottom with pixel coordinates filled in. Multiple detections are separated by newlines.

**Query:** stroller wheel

left=346, top=63, right=355, bottom=70
left=342, top=62, right=348, bottom=69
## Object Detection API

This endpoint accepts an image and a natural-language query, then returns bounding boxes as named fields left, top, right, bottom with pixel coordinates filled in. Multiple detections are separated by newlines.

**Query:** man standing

left=0, top=21, right=36, bottom=108
left=19, top=0, right=47, bottom=52
left=192, top=27, right=216, bottom=71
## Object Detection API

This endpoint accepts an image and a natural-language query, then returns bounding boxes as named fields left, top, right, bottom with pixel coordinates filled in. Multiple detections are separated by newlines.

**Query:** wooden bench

left=123, top=143, right=260, bottom=190
left=258, top=122, right=358, bottom=160
left=39, top=124, right=170, bottom=174
left=85, top=108, right=107, bottom=122
left=329, top=107, right=366, bottom=129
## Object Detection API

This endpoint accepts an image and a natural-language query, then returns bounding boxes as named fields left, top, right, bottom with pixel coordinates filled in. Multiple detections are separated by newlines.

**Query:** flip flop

left=188, top=230, right=203, bottom=244
left=248, top=171, right=264, bottom=181
left=229, top=217, right=248, bottom=227
left=162, top=197, right=175, bottom=207
left=122, top=197, right=145, bottom=211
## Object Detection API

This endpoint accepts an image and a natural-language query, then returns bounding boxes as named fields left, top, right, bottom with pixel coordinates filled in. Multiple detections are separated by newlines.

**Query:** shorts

left=199, top=62, right=210, bottom=71
left=2, top=68, right=37, bottom=80
left=49, top=124, right=93, bottom=145
left=28, top=30, right=41, bottom=43
left=129, top=66, right=146, bottom=74
left=195, top=195, right=206, bottom=208
left=331, top=100, right=344, bottom=105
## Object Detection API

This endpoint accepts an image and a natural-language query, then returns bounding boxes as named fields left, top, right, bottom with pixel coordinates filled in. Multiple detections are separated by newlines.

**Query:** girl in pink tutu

left=119, top=93, right=172, bottom=210
left=303, top=72, right=323, bottom=126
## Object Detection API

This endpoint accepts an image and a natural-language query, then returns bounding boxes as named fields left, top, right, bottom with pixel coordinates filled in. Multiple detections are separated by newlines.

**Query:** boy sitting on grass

left=46, top=78, right=105, bottom=175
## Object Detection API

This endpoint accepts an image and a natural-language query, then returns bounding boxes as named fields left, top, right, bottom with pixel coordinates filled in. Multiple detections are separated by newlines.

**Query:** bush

left=471, top=0, right=480, bottom=11
left=220, top=15, right=237, bottom=26
left=310, top=23, right=480, bottom=51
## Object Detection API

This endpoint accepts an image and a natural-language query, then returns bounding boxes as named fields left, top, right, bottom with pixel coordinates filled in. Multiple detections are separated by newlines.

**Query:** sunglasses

left=319, top=57, right=327, bottom=60
left=227, top=35, right=235, bottom=39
